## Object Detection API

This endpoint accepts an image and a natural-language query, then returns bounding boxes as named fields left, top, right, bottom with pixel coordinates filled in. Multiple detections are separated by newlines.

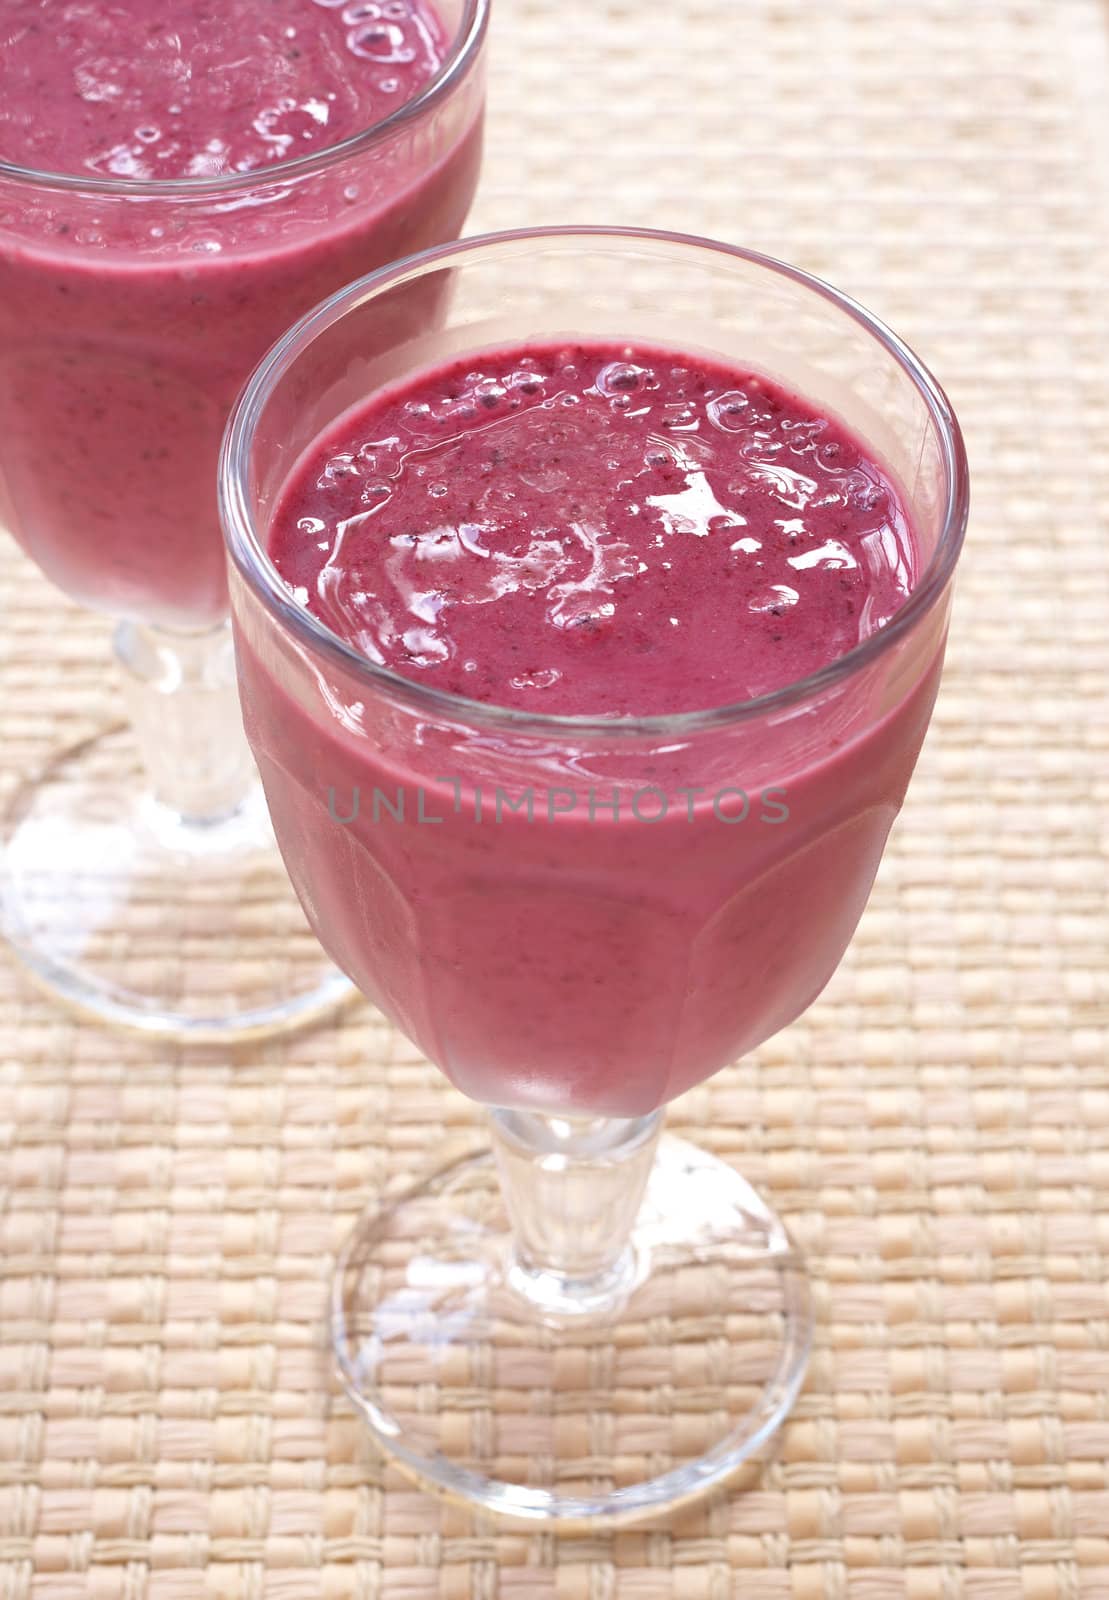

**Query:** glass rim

left=220, top=225, right=970, bottom=740
left=0, top=0, right=489, bottom=199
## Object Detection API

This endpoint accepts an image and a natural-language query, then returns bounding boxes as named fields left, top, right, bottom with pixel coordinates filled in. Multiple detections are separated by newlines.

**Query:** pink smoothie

left=0, top=0, right=484, bottom=625
left=236, top=341, right=944, bottom=1115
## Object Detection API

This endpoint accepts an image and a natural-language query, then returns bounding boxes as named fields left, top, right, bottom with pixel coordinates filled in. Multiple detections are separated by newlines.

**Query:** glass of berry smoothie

left=220, top=228, right=969, bottom=1522
left=0, top=0, right=488, bottom=1038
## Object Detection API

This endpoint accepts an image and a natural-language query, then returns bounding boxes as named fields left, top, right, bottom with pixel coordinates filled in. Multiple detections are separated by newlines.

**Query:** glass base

left=0, top=722, right=355, bottom=1042
left=333, top=1134, right=812, bottom=1527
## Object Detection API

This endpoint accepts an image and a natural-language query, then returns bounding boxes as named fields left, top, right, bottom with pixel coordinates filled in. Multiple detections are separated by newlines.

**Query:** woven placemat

left=2, top=0, right=1108, bottom=1593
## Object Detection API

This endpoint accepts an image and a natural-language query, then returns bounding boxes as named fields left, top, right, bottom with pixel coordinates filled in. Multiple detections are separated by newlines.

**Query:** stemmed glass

left=0, top=0, right=488, bottom=1040
left=220, top=228, right=968, bottom=1522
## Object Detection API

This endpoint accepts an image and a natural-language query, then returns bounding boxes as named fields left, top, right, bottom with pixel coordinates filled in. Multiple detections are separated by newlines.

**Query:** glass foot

left=333, top=1133, right=812, bottom=1527
left=0, top=723, right=355, bottom=1041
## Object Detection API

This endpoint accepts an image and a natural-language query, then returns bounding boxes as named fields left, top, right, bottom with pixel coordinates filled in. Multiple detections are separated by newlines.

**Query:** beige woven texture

left=2, top=0, right=1109, bottom=1592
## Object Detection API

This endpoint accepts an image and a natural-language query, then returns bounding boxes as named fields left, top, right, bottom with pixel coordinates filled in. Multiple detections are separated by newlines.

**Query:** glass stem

left=113, top=619, right=256, bottom=826
left=489, top=1108, right=663, bottom=1318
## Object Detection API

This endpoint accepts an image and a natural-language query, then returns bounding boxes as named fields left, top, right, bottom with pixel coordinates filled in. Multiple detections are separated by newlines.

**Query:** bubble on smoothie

left=347, top=21, right=417, bottom=61
left=645, top=442, right=679, bottom=469
left=343, top=0, right=381, bottom=17
left=318, top=452, right=361, bottom=487
left=741, top=435, right=785, bottom=461
left=474, top=380, right=508, bottom=409
left=816, top=438, right=855, bottom=471
left=781, top=417, right=827, bottom=454
left=845, top=472, right=891, bottom=514
left=660, top=401, right=700, bottom=432
left=90, top=141, right=151, bottom=178
left=252, top=96, right=334, bottom=159
left=706, top=391, right=753, bottom=432
left=356, top=438, right=400, bottom=473
left=594, top=361, right=654, bottom=399
left=749, top=584, right=800, bottom=613
left=510, top=667, right=562, bottom=691
left=519, top=450, right=570, bottom=493
left=401, top=399, right=434, bottom=432
left=510, top=369, right=546, bottom=396
left=428, top=482, right=448, bottom=499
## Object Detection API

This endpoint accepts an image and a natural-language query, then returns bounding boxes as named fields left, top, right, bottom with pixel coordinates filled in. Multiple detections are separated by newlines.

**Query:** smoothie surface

left=0, top=0, right=446, bottom=181
left=271, top=341, right=918, bottom=717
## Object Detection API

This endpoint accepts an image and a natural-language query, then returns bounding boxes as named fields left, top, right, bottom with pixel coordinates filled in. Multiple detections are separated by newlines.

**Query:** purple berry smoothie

left=237, top=341, right=943, bottom=1115
left=0, top=0, right=485, bottom=625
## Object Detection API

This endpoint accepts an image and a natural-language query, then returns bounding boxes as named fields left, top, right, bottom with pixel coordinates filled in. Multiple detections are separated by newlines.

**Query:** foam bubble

left=594, top=360, right=653, bottom=398
left=317, top=453, right=361, bottom=488
left=706, top=391, right=752, bottom=432
left=518, top=453, right=570, bottom=493
left=347, top=20, right=417, bottom=62
left=816, top=439, right=850, bottom=470
left=510, top=667, right=562, bottom=691
left=660, top=402, right=699, bottom=432
left=473, top=379, right=508, bottom=409
left=510, top=370, right=545, bottom=396
left=355, top=439, right=398, bottom=472
left=845, top=472, right=890, bottom=514
left=781, top=418, right=827, bottom=454
left=749, top=584, right=800, bottom=614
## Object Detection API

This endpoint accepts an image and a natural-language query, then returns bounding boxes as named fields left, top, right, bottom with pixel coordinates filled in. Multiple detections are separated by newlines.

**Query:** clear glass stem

left=113, top=619, right=255, bottom=826
left=489, top=1108, right=664, bottom=1319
